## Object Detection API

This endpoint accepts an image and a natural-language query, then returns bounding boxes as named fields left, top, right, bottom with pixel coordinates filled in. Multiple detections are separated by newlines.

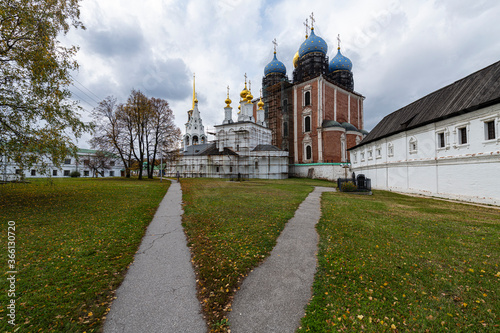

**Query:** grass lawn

left=181, top=177, right=336, bottom=332
left=0, top=177, right=169, bottom=332
left=298, top=191, right=500, bottom=332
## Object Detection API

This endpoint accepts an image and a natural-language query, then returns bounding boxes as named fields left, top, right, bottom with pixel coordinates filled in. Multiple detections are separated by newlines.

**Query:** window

left=31, top=170, right=36, bottom=176
left=306, top=145, right=312, bottom=160
left=361, top=152, right=365, bottom=161
left=15, top=169, right=21, bottom=175
left=368, top=149, right=373, bottom=160
left=458, top=127, right=467, bottom=145
left=229, top=167, right=233, bottom=173
left=84, top=170, right=89, bottom=177
left=437, top=132, right=446, bottom=148
left=304, top=91, right=311, bottom=106
left=485, top=120, right=496, bottom=140
left=304, top=116, right=311, bottom=132
left=283, top=121, right=288, bottom=137
left=352, top=153, right=357, bottom=163
left=53, top=170, right=58, bottom=176
left=388, top=143, right=394, bottom=157
left=255, top=161, right=258, bottom=170
left=409, top=137, right=418, bottom=153
left=109, top=161, right=115, bottom=166
left=83, top=159, right=90, bottom=166
left=236, top=144, right=239, bottom=151
left=64, top=158, right=71, bottom=164
left=109, top=171, right=115, bottom=177
left=216, top=166, right=220, bottom=173
left=376, top=146, right=382, bottom=158
left=64, top=170, right=70, bottom=176
left=283, top=99, right=288, bottom=112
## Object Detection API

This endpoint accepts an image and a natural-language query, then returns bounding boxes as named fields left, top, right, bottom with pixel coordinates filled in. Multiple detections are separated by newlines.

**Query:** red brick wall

left=322, top=130, right=342, bottom=162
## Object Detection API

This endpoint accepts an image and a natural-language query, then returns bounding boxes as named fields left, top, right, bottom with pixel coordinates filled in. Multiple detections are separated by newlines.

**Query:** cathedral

left=172, top=15, right=368, bottom=180
left=262, top=16, right=368, bottom=179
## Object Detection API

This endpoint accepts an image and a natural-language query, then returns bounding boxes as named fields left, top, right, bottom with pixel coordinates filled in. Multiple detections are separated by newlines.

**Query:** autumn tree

left=92, top=91, right=180, bottom=180
left=0, top=0, right=91, bottom=173
left=87, top=151, right=112, bottom=177
left=91, top=97, right=134, bottom=177
left=145, top=97, right=180, bottom=178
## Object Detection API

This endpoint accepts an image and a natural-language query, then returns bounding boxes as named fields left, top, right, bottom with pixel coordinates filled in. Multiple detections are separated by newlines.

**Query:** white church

left=171, top=76, right=289, bottom=179
left=349, top=60, right=500, bottom=206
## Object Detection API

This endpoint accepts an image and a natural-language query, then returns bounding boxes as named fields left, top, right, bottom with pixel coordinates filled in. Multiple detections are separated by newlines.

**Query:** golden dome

left=293, top=51, right=299, bottom=68
left=246, top=91, right=253, bottom=103
left=225, top=97, right=232, bottom=107
left=258, top=97, right=264, bottom=110
left=240, top=83, right=249, bottom=99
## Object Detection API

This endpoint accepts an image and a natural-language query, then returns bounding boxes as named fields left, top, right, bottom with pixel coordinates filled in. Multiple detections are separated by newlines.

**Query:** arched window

left=283, top=121, right=288, bottom=137
left=306, top=145, right=312, bottom=160
left=304, top=91, right=311, bottom=106
left=192, top=136, right=199, bottom=145
left=409, top=137, right=417, bottom=153
left=304, top=116, right=311, bottom=132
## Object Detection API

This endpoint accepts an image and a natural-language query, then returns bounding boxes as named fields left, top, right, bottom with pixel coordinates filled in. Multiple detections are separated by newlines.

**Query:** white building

left=170, top=78, right=289, bottom=179
left=349, top=61, right=500, bottom=205
left=1, top=148, right=124, bottom=181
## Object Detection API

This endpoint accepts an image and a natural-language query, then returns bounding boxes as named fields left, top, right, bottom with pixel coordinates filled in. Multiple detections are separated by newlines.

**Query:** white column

left=294, top=86, right=298, bottom=164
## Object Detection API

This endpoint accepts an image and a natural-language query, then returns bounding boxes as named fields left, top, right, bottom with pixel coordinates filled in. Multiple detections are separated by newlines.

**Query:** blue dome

left=329, top=49, right=352, bottom=72
left=341, top=122, right=358, bottom=131
left=322, top=120, right=342, bottom=128
left=264, top=52, right=287, bottom=76
left=299, top=28, right=328, bottom=58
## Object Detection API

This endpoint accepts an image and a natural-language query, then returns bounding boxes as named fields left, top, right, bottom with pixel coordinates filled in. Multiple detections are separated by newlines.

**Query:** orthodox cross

left=309, top=12, right=315, bottom=29
left=303, top=18, right=309, bottom=37
left=227, top=85, right=230, bottom=98
left=244, top=73, right=247, bottom=85
left=272, top=38, right=278, bottom=53
left=249, top=80, right=252, bottom=92
left=337, top=34, right=341, bottom=49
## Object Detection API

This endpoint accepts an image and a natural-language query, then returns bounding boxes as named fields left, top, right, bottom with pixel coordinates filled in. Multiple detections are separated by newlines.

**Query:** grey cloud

left=85, top=22, right=145, bottom=58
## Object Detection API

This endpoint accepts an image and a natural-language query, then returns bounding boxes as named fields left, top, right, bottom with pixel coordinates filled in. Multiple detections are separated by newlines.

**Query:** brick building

left=260, top=21, right=368, bottom=179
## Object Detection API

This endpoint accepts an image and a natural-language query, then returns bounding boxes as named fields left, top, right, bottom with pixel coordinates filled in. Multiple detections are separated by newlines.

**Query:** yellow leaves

left=495, top=272, right=500, bottom=277
left=357, top=314, right=364, bottom=320
left=468, top=268, right=474, bottom=273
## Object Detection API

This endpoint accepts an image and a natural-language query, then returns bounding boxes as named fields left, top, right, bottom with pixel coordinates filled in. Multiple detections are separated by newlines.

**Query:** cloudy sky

left=63, top=0, right=500, bottom=148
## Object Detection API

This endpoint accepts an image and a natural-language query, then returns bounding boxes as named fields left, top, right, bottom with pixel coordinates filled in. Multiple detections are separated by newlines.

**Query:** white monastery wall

left=350, top=104, right=500, bottom=205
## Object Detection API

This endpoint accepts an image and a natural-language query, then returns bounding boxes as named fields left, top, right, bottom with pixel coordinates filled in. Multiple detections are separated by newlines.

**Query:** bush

left=340, top=181, right=357, bottom=192
left=70, top=171, right=81, bottom=178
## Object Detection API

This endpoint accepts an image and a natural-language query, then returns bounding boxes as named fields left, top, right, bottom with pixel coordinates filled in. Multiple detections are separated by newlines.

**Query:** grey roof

left=184, top=143, right=238, bottom=156
left=252, top=144, right=282, bottom=152
left=352, top=60, right=500, bottom=149
left=183, top=143, right=214, bottom=156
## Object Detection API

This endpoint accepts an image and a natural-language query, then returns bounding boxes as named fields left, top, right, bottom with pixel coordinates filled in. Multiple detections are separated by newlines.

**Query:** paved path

left=229, top=186, right=336, bottom=333
left=103, top=180, right=206, bottom=333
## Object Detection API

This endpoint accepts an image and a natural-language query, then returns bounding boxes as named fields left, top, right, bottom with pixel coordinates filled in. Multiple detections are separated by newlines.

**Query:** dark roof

left=252, top=144, right=281, bottom=151
left=183, top=143, right=214, bottom=155
left=352, top=60, right=500, bottom=149
left=184, top=143, right=238, bottom=156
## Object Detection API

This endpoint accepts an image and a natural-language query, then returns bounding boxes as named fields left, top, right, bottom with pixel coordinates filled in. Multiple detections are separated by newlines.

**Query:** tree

left=92, top=91, right=180, bottom=180
left=0, top=0, right=91, bottom=173
left=91, top=97, right=134, bottom=177
left=87, top=151, right=112, bottom=178
left=145, top=97, right=180, bottom=178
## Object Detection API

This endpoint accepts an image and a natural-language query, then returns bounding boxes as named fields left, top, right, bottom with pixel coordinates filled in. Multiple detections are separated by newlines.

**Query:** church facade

left=173, top=78, right=288, bottom=179
left=349, top=61, right=500, bottom=205
left=173, top=16, right=369, bottom=180
left=261, top=19, right=368, bottom=180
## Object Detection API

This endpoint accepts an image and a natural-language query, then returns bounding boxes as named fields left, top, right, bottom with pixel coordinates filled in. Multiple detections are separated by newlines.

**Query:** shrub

left=70, top=171, right=81, bottom=178
left=340, top=181, right=357, bottom=192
